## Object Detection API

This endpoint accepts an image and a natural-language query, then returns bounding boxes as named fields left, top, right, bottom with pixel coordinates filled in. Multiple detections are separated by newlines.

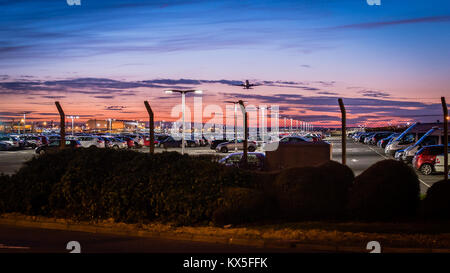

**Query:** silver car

left=102, top=136, right=128, bottom=149
left=70, top=135, right=106, bottom=148
left=215, top=139, right=257, bottom=153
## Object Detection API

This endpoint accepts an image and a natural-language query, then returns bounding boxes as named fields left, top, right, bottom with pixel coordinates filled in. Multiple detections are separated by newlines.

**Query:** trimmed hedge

left=273, top=160, right=354, bottom=220
left=212, top=187, right=267, bottom=226
left=0, top=148, right=254, bottom=225
left=421, top=180, right=450, bottom=220
left=348, top=159, right=420, bottom=221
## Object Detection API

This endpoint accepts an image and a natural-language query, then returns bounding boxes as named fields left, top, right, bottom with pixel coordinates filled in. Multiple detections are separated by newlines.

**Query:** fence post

left=55, top=101, right=65, bottom=149
left=338, top=98, right=346, bottom=165
left=238, top=100, right=248, bottom=168
left=441, top=97, right=448, bottom=182
left=144, top=101, right=155, bottom=154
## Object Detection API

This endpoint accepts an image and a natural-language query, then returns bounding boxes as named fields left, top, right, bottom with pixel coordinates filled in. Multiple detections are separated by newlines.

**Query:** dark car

left=160, top=136, right=196, bottom=148
left=369, top=132, right=393, bottom=145
left=35, top=139, right=81, bottom=155
left=377, top=133, right=400, bottom=148
left=210, top=139, right=229, bottom=149
left=218, top=152, right=266, bottom=171
left=0, top=141, right=13, bottom=151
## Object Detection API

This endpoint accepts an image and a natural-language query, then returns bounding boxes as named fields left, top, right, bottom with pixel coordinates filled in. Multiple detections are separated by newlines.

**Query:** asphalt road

left=0, top=224, right=312, bottom=253
left=0, top=139, right=445, bottom=194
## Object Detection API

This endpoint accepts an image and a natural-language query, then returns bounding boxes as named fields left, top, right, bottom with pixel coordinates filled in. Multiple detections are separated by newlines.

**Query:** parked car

left=377, top=133, right=400, bottom=148
left=394, top=149, right=405, bottom=161
left=363, top=132, right=376, bottom=144
left=385, top=122, right=450, bottom=156
left=0, top=141, right=13, bottom=151
left=160, top=136, right=196, bottom=148
left=218, top=152, right=266, bottom=171
left=123, top=134, right=145, bottom=147
left=20, top=135, right=42, bottom=148
left=101, top=136, right=128, bottom=149
left=401, top=128, right=444, bottom=163
left=35, top=139, right=82, bottom=155
left=72, top=135, right=105, bottom=148
left=115, top=136, right=135, bottom=148
left=142, top=134, right=162, bottom=147
left=435, top=153, right=450, bottom=174
left=216, top=139, right=257, bottom=153
left=210, top=139, right=229, bottom=150
left=0, top=136, right=20, bottom=148
left=279, top=136, right=311, bottom=143
left=413, top=145, right=450, bottom=175
left=368, top=132, right=393, bottom=145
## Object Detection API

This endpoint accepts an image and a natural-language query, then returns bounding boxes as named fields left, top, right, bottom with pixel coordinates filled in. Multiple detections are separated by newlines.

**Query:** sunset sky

left=0, top=0, right=449, bottom=127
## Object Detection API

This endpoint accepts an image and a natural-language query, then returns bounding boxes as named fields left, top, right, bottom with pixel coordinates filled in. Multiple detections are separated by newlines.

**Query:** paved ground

left=328, top=138, right=443, bottom=194
left=0, top=224, right=315, bottom=253
left=0, top=139, right=445, bottom=194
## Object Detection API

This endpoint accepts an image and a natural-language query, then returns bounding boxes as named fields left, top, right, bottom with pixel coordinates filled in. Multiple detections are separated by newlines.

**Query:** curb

left=0, top=216, right=449, bottom=253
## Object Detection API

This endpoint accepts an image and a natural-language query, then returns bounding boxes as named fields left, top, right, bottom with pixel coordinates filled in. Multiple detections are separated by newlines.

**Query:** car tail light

left=98, top=140, right=104, bottom=143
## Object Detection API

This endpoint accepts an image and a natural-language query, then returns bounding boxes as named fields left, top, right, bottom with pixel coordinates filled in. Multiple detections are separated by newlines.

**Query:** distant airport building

left=85, top=119, right=145, bottom=132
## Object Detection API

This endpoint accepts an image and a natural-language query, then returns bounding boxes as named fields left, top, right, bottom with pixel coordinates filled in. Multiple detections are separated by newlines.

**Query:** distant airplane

left=234, top=80, right=261, bottom=89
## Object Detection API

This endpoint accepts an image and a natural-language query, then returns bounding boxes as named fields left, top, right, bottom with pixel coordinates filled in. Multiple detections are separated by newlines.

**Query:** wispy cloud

left=331, top=15, right=450, bottom=30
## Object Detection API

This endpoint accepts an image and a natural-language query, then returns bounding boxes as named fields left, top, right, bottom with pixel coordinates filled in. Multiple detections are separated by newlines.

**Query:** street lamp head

left=194, top=90, right=203, bottom=94
left=165, top=90, right=174, bottom=94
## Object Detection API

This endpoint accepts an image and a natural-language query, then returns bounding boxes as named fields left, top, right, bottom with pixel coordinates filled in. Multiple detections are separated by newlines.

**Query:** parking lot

left=0, top=138, right=444, bottom=195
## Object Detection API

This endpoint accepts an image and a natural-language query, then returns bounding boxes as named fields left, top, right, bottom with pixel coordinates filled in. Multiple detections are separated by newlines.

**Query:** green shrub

left=347, top=159, right=420, bottom=221
left=273, top=160, right=354, bottom=220
left=0, top=148, right=255, bottom=225
left=421, top=180, right=450, bottom=220
left=212, top=187, right=267, bottom=226
left=1, top=149, right=76, bottom=215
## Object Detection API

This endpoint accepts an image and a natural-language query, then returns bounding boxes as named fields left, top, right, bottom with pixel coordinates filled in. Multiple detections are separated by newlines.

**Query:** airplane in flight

left=234, top=80, right=262, bottom=89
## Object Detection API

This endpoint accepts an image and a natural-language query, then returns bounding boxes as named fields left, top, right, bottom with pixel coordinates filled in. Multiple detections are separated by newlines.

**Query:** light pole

left=23, top=113, right=26, bottom=134
left=290, top=118, right=293, bottom=134
left=68, top=116, right=79, bottom=135
left=107, top=118, right=114, bottom=134
left=165, top=89, right=203, bottom=155
left=225, top=101, right=247, bottom=152
left=260, top=106, right=266, bottom=143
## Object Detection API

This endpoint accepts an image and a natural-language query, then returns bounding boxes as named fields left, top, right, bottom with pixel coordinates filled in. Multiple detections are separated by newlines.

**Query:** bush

left=0, top=149, right=76, bottom=215
left=212, top=187, right=267, bottom=226
left=0, top=148, right=256, bottom=225
left=273, top=160, right=354, bottom=220
left=347, top=159, right=420, bottom=221
left=421, top=180, right=450, bottom=220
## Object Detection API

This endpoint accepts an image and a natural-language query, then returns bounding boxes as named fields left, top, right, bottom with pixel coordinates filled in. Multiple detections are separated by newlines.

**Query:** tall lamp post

left=22, top=113, right=26, bottom=134
left=68, top=116, right=79, bottom=135
left=225, top=101, right=247, bottom=152
left=165, top=89, right=203, bottom=155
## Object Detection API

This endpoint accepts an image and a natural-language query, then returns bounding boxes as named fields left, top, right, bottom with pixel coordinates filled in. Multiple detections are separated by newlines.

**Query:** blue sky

left=0, top=0, right=449, bottom=126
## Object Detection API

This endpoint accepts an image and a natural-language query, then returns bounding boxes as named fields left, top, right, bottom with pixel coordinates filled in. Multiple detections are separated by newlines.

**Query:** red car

left=412, top=145, right=445, bottom=175
left=143, top=135, right=159, bottom=147
left=116, top=136, right=135, bottom=148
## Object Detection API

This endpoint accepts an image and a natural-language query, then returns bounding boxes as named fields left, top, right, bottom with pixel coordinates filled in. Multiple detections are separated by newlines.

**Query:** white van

left=435, top=154, right=450, bottom=173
